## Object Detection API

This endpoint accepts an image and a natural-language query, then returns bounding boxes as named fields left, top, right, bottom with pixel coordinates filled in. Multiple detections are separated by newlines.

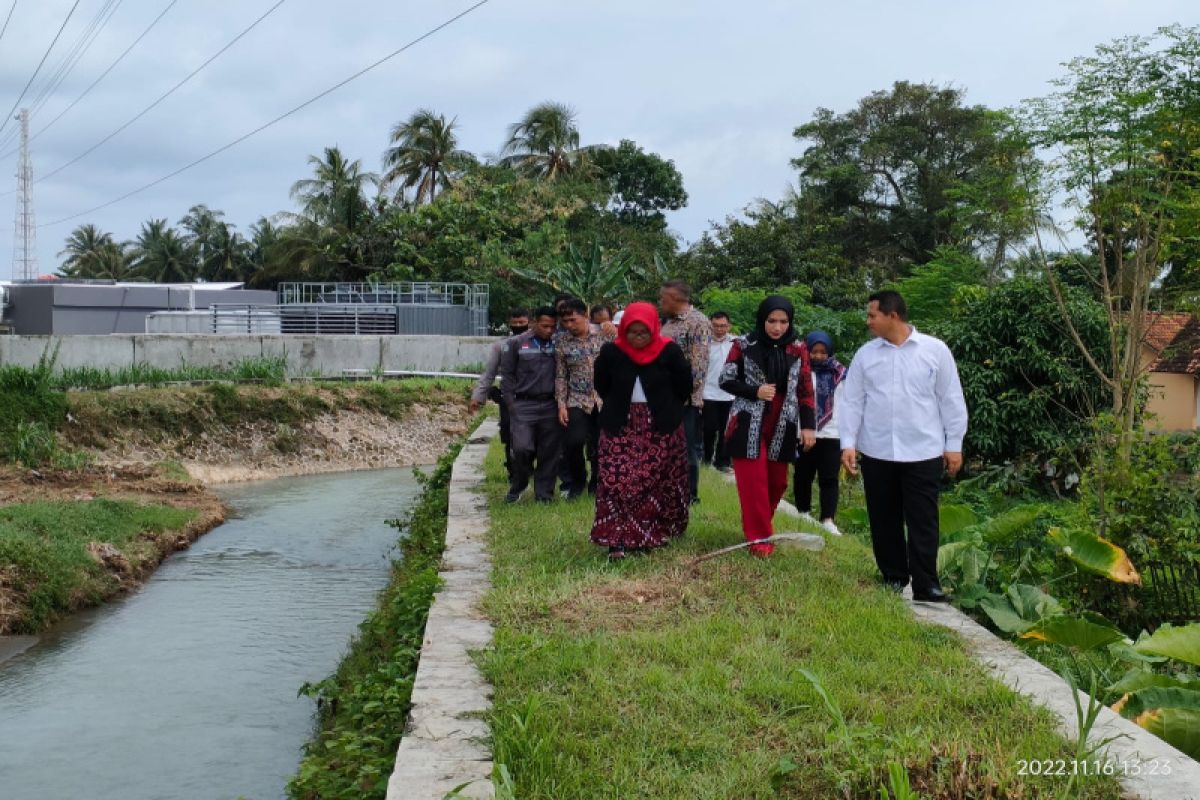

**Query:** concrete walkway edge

left=387, top=419, right=497, bottom=800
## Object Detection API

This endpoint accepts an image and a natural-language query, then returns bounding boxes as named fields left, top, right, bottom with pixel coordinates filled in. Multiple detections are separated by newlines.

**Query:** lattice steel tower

left=12, top=108, right=37, bottom=281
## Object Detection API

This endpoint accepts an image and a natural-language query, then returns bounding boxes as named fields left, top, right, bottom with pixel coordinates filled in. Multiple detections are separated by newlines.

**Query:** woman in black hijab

left=718, top=296, right=818, bottom=556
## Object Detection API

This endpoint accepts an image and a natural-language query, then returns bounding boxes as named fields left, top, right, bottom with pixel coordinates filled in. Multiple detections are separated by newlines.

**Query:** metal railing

left=277, top=282, right=489, bottom=309
left=209, top=304, right=400, bottom=335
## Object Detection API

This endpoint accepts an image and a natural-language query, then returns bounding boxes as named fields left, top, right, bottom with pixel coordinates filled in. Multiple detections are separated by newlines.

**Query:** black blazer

left=594, top=341, right=691, bottom=435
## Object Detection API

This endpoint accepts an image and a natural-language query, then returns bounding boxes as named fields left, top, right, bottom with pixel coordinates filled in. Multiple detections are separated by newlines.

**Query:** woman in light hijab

left=591, top=302, right=692, bottom=560
left=719, top=296, right=817, bottom=556
left=794, top=330, right=847, bottom=535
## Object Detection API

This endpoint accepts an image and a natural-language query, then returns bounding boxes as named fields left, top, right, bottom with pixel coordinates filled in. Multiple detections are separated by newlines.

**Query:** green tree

left=591, top=139, right=687, bottom=221
left=381, top=109, right=476, bottom=205
left=290, top=146, right=378, bottom=232
left=500, top=101, right=595, bottom=180
left=1020, top=24, right=1200, bottom=459
left=180, top=205, right=253, bottom=283
left=793, top=81, right=1035, bottom=279
left=942, top=278, right=1111, bottom=466
left=130, top=219, right=196, bottom=283
left=511, top=241, right=638, bottom=307
left=57, top=224, right=135, bottom=280
left=890, top=247, right=987, bottom=334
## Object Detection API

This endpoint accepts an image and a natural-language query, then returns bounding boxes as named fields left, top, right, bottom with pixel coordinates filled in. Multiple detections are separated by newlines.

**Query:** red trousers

left=732, top=446, right=791, bottom=542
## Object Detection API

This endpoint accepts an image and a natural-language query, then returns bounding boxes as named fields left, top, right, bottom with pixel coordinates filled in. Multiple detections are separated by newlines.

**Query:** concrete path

left=387, top=419, right=497, bottom=800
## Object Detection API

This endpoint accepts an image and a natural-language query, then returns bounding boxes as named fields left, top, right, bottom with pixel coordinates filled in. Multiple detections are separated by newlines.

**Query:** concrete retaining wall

left=387, top=419, right=496, bottom=799
left=0, top=334, right=498, bottom=378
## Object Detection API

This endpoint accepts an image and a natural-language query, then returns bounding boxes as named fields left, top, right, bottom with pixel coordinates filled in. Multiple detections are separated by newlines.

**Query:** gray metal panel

left=396, top=305, right=471, bottom=335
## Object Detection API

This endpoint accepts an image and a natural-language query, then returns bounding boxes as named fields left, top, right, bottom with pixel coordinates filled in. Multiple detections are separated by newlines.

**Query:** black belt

left=516, top=392, right=554, bottom=401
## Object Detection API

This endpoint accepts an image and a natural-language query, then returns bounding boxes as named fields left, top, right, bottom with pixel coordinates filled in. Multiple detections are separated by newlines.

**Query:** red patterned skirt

left=590, top=404, right=689, bottom=549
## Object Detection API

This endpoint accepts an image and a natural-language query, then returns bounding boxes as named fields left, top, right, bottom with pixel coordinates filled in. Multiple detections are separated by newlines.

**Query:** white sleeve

left=838, top=353, right=866, bottom=451
left=935, top=343, right=968, bottom=452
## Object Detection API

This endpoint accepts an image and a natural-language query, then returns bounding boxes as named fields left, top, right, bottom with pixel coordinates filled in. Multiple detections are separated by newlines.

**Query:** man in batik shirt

left=555, top=298, right=614, bottom=498
left=659, top=280, right=712, bottom=504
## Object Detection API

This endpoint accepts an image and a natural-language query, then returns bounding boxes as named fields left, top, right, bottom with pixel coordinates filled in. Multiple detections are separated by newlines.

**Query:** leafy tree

left=130, top=219, right=196, bottom=283
left=1020, top=24, right=1200, bottom=461
left=179, top=204, right=253, bottom=283
left=591, top=139, right=687, bottom=221
left=500, top=101, right=596, bottom=180
left=941, top=278, right=1110, bottom=466
left=793, top=81, right=1035, bottom=279
left=890, top=247, right=987, bottom=334
left=381, top=109, right=476, bottom=205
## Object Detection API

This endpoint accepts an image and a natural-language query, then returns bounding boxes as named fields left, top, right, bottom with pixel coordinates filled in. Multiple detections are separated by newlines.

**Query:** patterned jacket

left=718, top=337, right=817, bottom=462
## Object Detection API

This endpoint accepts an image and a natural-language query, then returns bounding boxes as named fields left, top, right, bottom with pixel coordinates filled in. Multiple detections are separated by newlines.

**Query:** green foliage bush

left=696, top=285, right=870, bottom=353
left=288, top=439, right=465, bottom=800
left=941, top=277, right=1110, bottom=466
left=0, top=349, right=69, bottom=465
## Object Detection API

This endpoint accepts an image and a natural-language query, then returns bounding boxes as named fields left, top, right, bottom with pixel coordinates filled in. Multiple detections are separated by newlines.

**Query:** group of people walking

left=472, top=284, right=968, bottom=601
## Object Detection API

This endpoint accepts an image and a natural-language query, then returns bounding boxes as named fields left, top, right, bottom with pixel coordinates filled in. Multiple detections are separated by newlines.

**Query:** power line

left=0, top=0, right=124, bottom=153
left=35, top=0, right=288, bottom=186
left=41, top=0, right=492, bottom=228
left=0, top=1, right=17, bottom=49
left=20, top=0, right=180, bottom=151
left=0, top=0, right=82, bottom=142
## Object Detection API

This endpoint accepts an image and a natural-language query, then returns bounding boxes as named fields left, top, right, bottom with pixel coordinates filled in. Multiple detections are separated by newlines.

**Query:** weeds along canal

left=0, top=467, right=423, bottom=800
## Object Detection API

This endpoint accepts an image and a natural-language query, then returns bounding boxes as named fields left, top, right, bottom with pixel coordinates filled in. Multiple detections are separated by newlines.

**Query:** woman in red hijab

left=591, top=302, right=692, bottom=559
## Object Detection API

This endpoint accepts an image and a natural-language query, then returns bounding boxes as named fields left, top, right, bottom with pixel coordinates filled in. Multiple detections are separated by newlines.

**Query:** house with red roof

left=1142, top=312, right=1200, bottom=430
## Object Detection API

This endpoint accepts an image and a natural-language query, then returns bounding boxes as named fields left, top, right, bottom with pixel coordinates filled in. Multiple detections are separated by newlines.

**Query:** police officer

left=499, top=306, right=563, bottom=503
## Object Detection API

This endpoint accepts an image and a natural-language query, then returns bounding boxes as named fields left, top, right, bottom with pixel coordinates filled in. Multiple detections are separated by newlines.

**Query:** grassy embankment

left=479, top=442, right=1124, bottom=799
left=0, top=357, right=471, bottom=635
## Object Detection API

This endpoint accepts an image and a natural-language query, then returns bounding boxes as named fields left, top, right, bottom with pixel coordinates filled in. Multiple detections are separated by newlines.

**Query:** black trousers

left=701, top=400, right=732, bottom=468
left=859, top=455, right=944, bottom=591
left=682, top=405, right=702, bottom=500
left=794, top=438, right=841, bottom=519
left=562, top=407, right=599, bottom=494
left=509, top=400, right=563, bottom=501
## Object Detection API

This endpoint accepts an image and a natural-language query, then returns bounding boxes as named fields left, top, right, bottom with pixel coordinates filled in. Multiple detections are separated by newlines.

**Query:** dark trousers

left=563, top=407, right=599, bottom=495
left=794, top=438, right=841, bottom=519
left=860, top=455, right=943, bottom=591
left=701, top=400, right=732, bottom=469
left=682, top=405, right=703, bottom=500
left=509, top=400, right=563, bottom=501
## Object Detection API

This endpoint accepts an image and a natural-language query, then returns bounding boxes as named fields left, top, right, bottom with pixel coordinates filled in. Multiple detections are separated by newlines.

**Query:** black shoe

left=607, top=546, right=627, bottom=561
left=504, top=491, right=521, bottom=504
left=690, top=496, right=700, bottom=506
left=884, top=579, right=908, bottom=594
left=535, top=497, right=554, bottom=504
left=913, top=587, right=952, bottom=603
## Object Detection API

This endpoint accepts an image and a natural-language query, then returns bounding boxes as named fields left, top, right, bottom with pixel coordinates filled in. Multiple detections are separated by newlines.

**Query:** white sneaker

left=821, top=519, right=842, bottom=536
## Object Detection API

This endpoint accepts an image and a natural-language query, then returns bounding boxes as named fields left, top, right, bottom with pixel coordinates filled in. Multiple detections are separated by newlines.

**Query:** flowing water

left=0, top=467, right=423, bottom=800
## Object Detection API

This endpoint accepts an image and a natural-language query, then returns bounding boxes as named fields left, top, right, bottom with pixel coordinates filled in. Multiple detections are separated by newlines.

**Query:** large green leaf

left=1134, top=708, right=1200, bottom=758
left=979, top=584, right=1063, bottom=635
left=1020, top=616, right=1125, bottom=651
left=1046, top=527, right=1141, bottom=584
left=978, top=505, right=1045, bottom=544
left=1108, top=668, right=1196, bottom=695
left=939, top=504, right=979, bottom=535
left=1120, top=687, right=1200, bottom=719
left=1133, top=623, right=1200, bottom=666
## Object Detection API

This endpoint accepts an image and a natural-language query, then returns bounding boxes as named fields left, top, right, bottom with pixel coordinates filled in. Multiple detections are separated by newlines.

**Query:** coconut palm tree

left=131, top=219, right=196, bottom=283
left=381, top=109, right=476, bottom=205
left=290, top=146, right=378, bottom=232
left=57, top=224, right=133, bottom=279
left=500, top=101, right=596, bottom=179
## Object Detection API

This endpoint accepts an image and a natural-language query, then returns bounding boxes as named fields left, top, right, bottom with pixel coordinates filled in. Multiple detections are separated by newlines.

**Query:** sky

left=0, top=0, right=1194, bottom=280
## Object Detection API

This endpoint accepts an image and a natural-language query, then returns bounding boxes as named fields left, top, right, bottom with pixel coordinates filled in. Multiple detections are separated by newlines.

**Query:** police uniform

left=498, top=330, right=563, bottom=501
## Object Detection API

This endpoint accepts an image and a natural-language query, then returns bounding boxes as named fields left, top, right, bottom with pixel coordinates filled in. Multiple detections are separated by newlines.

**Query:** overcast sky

left=0, top=0, right=1193, bottom=280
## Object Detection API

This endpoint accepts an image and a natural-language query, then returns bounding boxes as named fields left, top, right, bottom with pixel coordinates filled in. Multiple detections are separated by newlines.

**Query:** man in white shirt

left=701, top=311, right=735, bottom=472
left=839, top=290, right=968, bottom=603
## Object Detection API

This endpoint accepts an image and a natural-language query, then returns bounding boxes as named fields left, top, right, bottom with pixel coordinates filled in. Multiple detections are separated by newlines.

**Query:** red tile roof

left=1146, top=312, right=1200, bottom=375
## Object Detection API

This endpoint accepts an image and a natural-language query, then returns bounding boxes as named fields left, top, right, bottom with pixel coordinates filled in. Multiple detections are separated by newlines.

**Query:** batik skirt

left=590, top=403, right=689, bottom=549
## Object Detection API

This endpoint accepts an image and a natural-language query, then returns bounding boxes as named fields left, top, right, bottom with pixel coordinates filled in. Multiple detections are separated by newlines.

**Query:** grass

left=480, top=442, right=1124, bottom=799
left=0, top=499, right=196, bottom=632
left=52, top=356, right=289, bottom=390
left=63, top=378, right=472, bottom=450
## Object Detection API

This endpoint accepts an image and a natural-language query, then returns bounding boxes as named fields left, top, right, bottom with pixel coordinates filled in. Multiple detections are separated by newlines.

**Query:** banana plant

left=510, top=242, right=636, bottom=307
left=1047, top=526, right=1141, bottom=584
